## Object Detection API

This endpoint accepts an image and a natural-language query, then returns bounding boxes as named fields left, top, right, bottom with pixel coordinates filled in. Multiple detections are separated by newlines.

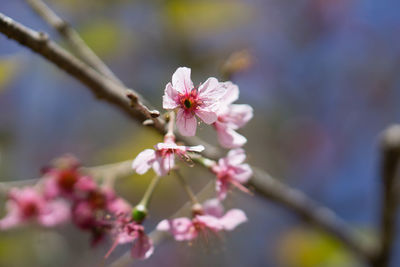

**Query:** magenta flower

left=106, top=214, right=153, bottom=260
left=0, top=187, right=70, bottom=229
left=163, top=67, right=227, bottom=136
left=132, top=135, right=204, bottom=176
left=212, top=149, right=253, bottom=200
left=156, top=199, right=247, bottom=241
left=213, top=82, right=253, bottom=148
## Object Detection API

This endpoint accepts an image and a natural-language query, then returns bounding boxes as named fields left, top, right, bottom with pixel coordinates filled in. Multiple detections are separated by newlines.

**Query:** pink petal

left=172, top=67, right=193, bottom=94
left=43, top=177, right=60, bottom=200
left=198, top=77, right=224, bottom=103
left=226, top=148, right=246, bottom=165
left=219, top=209, right=247, bottom=231
left=176, top=109, right=197, bottom=136
left=195, top=215, right=223, bottom=231
left=156, top=218, right=196, bottom=241
left=74, top=176, right=97, bottom=192
left=223, top=104, right=253, bottom=129
left=0, top=202, right=22, bottom=229
left=195, top=109, right=218, bottom=124
left=160, top=152, right=175, bottom=176
left=233, top=163, right=253, bottom=183
left=156, top=219, right=170, bottom=231
left=215, top=122, right=247, bottom=148
left=131, top=232, right=154, bottom=259
left=216, top=179, right=229, bottom=201
left=163, top=82, right=179, bottom=110
left=132, top=149, right=156, bottom=175
left=108, top=198, right=132, bottom=216
left=203, top=198, right=224, bottom=217
left=219, top=82, right=239, bottom=107
left=39, top=200, right=70, bottom=227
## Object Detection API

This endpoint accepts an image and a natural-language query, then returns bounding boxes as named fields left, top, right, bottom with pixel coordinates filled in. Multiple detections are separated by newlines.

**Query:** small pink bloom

left=202, top=198, right=247, bottom=231
left=106, top=214, right=153, bottom=260
left=0, top=187, right=69, bottom=229
left=156, top=199, right=247, bottom=241
left=214, top=82, right=253, bottom=148
left=163, top=67, right=227, bottom=136
left=43, top=166, right=85, bottom=200
left=212, top=149, right=253, bottom=200
left=132, top=136, right=204, bottom=176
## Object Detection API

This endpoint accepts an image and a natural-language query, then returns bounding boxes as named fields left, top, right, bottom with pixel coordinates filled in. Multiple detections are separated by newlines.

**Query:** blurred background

left=1, top=0, right=400, bottom=266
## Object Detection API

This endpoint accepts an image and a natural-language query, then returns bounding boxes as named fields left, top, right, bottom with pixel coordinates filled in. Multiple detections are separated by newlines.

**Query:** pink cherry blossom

left=156, top=199, right=247, bottom=241
left=132, top=135, right=204, bottom=176
left=213, top=82, right=253, bottom=148
left=0, top=187, right=69, bottom=229
left=106, top=214, right=153, bottom=260
left=163, top=67, right=227, bottom=136
left=212, top=149, right=253, bottom=200
left=43, top=165, right=85, bottom=200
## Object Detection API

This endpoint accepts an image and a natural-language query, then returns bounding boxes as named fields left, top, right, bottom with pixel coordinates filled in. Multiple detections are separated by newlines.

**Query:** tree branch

left=250, top=166, right=376, bottom=263
left=0, top=12, right=163, bottom=133
left=25, top=0, right=124, bottom=86
left=372, top=125, right=400, bottom=267
left=0, top=12, right=378, bottom=265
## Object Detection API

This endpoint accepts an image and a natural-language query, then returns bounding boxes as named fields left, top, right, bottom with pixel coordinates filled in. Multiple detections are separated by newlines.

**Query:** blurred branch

left=25, top=0, right=123, bottom=86
left=0, top=12, right=380, bottom=266
left=250, top=167, right=376, bottom=263
left=0, top=12, right=163, bottom=133
left=372, top=125, right=400, bottom=267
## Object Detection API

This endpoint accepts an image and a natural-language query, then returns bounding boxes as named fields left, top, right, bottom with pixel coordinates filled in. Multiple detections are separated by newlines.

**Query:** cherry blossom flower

left=211, top=149, right=253, bottom=200
left=156, top=199, right=247, bottom=241
left=43, top=163, right=85, bottom=200
left=132, top=135, right=204, bottom=176
left=0, top=187, right=70, bottom=229
left=163, top=67, right=227, bottom=136
left=106, top=214, right=153, bottom=260
left=213, top=82, right=253, bottom=148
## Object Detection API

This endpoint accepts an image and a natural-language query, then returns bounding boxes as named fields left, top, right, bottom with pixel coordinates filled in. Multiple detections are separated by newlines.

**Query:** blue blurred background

left=1, top=0, right=400, bottom=266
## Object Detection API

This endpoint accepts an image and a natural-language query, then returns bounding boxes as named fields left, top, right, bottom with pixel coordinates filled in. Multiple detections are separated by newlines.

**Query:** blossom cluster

left=0, top=67, right=253, bottom=261
left=129, top=67, right=253, bottom=258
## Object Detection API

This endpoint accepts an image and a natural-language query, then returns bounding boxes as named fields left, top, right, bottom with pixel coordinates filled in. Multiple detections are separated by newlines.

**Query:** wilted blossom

left=156, top=199, right=247, bottom=241
left=0, top=187, right=70, bottom=229
left=213, top=82, right=253, bottom=148
left=132, top=135, right=204, bottom=176
left=106, top=214, right=153, bottom=260
left=163, top=67, right=227, bottom=136
left=211, top=149, right=253, bottom=200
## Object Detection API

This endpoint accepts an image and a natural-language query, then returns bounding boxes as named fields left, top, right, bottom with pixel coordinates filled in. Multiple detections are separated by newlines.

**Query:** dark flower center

left=22, top=202, right=39, bottom=218
left=58, top=170, right=78, bottom=192
left=184, top=99, right=192, bottom=108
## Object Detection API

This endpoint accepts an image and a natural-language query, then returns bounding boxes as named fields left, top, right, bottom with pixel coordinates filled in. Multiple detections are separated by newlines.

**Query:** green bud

left=132, top=204, right=147, bottom=223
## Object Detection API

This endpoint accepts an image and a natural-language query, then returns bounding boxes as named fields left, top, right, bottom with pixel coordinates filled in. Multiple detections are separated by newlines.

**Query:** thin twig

left=372, top=125, right=400, bottom=267
left=25, top=0, right=123, bottom=86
